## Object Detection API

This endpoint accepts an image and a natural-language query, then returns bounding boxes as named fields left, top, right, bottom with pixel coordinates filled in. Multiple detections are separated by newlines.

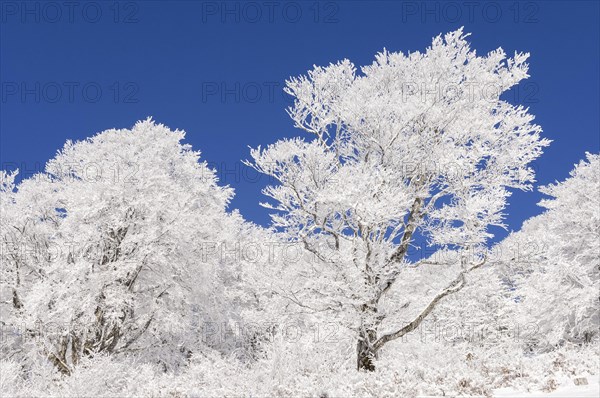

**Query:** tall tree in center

left=247, top=29, right=550, bottom=371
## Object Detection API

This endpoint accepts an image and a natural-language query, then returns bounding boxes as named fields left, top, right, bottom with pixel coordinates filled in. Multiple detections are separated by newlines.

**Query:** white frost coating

left=0, top=29, right=596, bottom=397
left=246, top=27, right=550, bottom=370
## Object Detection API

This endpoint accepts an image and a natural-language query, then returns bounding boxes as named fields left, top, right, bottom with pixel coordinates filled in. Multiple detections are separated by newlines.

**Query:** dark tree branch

left=373, top=256, right=486, bottom=352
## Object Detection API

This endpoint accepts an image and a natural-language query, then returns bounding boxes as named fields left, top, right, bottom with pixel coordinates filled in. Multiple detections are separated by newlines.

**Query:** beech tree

left=498, top=153, right=600, bottom=349
left=0, top=119, right=243, bottom=373
left=246, top=29, right=550, bottom=370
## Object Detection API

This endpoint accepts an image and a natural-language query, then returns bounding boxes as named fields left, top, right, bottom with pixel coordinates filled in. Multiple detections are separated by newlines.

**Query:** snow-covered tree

left=246, top=28, right=550, bottom=370
left=497, top=153, right=600, bottom=349
left=0, top=119, right=244, bottom=373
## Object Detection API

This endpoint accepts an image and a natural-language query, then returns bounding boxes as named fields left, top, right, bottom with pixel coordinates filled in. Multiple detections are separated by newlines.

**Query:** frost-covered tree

left=497, top=153, right=600, bottom=349
left=246, top=29, right=550, bottom=370
left=0, top=119, right=244, bottom=373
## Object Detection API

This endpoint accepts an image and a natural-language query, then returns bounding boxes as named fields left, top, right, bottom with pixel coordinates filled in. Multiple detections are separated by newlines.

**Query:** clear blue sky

left=1, top=0, right=599, bottom=244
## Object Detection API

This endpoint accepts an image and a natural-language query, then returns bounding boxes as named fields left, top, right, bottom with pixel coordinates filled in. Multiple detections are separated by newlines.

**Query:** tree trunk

left=357, top=328, right=377, bottom=371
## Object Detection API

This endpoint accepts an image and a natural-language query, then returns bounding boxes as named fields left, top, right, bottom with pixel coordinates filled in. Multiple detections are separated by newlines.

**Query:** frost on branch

left=0, top=119, right=245, bottom=373
left=246, top=28, right=550, bottom=370
left=497, top=153, right=600, bottom=349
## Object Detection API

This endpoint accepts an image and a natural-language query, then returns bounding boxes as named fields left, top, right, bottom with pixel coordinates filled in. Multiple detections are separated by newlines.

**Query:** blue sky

left=1, top=0, right=599, bottom=244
